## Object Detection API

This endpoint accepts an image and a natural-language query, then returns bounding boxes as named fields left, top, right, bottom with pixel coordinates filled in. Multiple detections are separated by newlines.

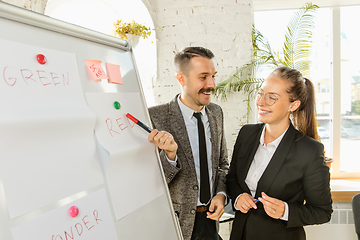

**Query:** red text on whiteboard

left=3, top=66, right=70, bottom=87
left=51, top=210, right=103, bottom=240
left=105, top=117, right=135, bottom=137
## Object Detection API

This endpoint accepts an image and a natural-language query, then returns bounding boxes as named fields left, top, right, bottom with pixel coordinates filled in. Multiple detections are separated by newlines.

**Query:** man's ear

left=176, top=72, right=186, bottom=87
left=289, top=100, right=301, bottom=112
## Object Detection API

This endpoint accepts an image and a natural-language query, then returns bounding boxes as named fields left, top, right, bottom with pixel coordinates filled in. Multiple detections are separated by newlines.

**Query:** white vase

left=125, top=34, right=140, bottom=48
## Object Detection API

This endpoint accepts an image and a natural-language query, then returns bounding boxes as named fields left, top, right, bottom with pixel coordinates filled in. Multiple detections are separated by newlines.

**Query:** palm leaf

left=281, top=3, right=319, bottom=77
left=214, top=27, right=278, bottom=100
left=214, top=2, right=319, bottom=123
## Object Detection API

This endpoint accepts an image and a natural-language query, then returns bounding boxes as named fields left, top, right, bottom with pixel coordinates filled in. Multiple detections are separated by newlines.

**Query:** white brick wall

left=144, top=0, right=254, bottom=149
left=2, top=0, right=47, bottom=13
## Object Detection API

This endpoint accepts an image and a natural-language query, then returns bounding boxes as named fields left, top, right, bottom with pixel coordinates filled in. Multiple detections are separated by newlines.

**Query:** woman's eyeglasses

left=256, top=91, right=279, bottom=106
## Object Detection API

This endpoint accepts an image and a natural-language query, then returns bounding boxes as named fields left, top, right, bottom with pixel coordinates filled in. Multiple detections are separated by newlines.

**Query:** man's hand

left=148, top=129, right=178, bottom=160
left=207, top=194, right=225, bottom=220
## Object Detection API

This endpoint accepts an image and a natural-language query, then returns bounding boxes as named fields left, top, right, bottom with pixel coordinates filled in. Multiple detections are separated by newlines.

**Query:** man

left=148, top=47, right=229, bottom=240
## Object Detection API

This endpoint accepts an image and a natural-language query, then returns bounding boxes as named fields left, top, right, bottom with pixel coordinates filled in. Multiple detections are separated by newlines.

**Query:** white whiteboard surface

left=86, top=92, right=164, bottom=220
left=0, top=38, right=104, bottom=220
left=0, top=2, right=181, bottom=240
left=11, top=188, right=118, bottom=240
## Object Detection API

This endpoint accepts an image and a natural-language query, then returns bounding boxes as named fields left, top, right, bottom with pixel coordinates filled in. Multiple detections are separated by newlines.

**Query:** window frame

left=253, top=2, right=360, bottom=178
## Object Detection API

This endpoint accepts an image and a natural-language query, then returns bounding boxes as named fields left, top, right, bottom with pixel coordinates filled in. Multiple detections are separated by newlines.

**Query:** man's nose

left=206, top=76, right=216, bottom=88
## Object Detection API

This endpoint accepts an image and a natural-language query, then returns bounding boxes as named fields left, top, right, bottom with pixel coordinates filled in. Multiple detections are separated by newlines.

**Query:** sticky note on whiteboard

left=85, top=60, right=108, bottom=80
left=106, top=62, right=123, bottom=85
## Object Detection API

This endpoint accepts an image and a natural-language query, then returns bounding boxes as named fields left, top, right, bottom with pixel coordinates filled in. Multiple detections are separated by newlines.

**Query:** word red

left=51, top=210, right=102, bottom=240
left=3, top=66, right=70, bottom=87
left=105, top=117, right=135, bottom=137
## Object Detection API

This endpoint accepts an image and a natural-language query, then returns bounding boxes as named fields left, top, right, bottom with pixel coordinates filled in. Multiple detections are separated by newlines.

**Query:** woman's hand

left=235, top=193, right=258, bottom=213
left=259, top=192, right=285, bottom=219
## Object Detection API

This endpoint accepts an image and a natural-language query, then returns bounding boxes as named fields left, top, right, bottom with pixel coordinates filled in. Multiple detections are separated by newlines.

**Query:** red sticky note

left=106, top=62, right=123, bottom=85
left=85, top=60, right=108, bottom=80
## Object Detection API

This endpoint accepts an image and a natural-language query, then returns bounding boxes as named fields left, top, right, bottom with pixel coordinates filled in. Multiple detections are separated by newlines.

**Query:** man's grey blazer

left=148, top=94, right=229, bottom=240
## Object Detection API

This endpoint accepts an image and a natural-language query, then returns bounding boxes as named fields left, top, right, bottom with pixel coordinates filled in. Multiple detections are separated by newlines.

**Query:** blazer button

left=191, top=209, right=196, bottom=214
left=193, top=185, right=199, bottom=190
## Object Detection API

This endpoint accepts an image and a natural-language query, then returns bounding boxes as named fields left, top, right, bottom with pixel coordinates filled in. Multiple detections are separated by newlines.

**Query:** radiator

left=330, top=209, right=354, bottom=224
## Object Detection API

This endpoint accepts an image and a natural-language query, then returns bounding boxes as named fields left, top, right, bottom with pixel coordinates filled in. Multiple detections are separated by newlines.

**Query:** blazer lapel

left=206, top=106, right=219, bottom=185
left=168, top=95, right=197, bottom=173
left=238, top=124, right=264, bottom=194
left=255, top=124, right=296, bottom=198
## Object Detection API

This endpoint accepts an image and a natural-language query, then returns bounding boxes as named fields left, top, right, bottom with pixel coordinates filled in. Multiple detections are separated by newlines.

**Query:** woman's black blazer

left=226, top=123, right=333, bottom=240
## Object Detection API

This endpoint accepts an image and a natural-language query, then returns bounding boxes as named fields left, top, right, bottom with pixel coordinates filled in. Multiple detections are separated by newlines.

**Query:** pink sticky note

left=85, top=60, right=108, bottom=80
left=106, top=62, right=123, bottom=85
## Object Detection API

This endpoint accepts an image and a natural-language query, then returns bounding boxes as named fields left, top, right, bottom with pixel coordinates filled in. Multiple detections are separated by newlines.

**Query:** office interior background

left=2, top=0, right=360, bottom=239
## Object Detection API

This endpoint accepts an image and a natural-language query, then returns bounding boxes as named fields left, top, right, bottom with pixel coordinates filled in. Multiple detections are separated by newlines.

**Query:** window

left=339, top=5, right=360, bottom=174
left=318, top=82, right=329, bottom=93
left=45, top=0, right=157, bottom=107
left=254, top=3, right=360, bottom=178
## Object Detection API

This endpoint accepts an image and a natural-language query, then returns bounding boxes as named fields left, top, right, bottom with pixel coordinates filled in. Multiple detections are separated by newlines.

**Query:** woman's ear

left=289, top=100, right=301, bottom=112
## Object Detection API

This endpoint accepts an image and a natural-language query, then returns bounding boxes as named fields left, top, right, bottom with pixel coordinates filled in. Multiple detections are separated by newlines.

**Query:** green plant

left=113, top=20, right=152, bottom=40
left=352, top=100, right=360, bottom=115
left=214, top=2, right=319, bottom=123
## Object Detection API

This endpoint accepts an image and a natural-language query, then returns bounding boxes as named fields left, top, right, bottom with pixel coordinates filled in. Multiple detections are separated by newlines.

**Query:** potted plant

left=214, top=2, right=319, bottom=123
left=325, top=156, right=333, bottom=172
left=214, top=3, right=332, bottom=169
left=113, top=20, right=153, bottom=47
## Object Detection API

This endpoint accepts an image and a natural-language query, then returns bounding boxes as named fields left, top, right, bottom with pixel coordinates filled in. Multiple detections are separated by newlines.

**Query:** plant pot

left=125, top=34, right=140, bottom=48
left=325, top=157, right=333, bottom=172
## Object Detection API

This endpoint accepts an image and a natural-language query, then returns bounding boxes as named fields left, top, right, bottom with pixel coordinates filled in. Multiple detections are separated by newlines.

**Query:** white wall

left=142, top=0, right=254, bottom=147
left=2, top=0, right=47, bottom=12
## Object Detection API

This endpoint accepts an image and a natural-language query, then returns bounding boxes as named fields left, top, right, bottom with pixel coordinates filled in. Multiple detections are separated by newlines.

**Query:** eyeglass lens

left=256, top=92, right=277, bottom=106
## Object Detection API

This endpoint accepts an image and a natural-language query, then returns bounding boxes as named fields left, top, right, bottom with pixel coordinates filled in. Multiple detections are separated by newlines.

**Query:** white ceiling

left=252, top=0, right=360, bottom=11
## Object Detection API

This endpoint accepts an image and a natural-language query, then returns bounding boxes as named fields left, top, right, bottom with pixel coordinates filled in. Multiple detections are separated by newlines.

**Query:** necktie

left=193, top=112, right=211, bottom=204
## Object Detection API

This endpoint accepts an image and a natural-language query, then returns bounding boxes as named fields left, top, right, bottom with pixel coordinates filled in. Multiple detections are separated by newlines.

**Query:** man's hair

left=174, top=47, right=214, bottom=75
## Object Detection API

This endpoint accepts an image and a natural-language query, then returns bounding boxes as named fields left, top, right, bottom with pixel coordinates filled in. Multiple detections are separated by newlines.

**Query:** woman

left=226, top=66, right=332, bottom=240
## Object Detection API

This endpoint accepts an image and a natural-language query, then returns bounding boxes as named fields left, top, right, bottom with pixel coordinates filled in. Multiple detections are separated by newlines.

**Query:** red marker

left=126, top=113, right=152, bottom=133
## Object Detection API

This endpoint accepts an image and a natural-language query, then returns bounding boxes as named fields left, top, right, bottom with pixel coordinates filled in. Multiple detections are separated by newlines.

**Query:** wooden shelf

left=330, top=179, right=360, bottom=202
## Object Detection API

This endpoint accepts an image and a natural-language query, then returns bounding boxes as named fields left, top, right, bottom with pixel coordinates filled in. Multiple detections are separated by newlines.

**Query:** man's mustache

left=199, top=88, right=215, bottom=94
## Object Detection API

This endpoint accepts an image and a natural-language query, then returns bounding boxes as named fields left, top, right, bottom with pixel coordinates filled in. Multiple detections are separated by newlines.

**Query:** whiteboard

left=0, top=2, right=182, bottom=240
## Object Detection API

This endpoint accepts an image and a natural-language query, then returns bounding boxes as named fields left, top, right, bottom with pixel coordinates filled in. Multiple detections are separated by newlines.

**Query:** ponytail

left=271, top=67, right=319, bottom=141
left=292, top=78, right=320, bottom=141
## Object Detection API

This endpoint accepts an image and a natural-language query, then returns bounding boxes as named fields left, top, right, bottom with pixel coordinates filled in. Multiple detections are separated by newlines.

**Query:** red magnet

left=69, top=206, right=79, bottom=218
left=36, top=54, right=47, bottom=65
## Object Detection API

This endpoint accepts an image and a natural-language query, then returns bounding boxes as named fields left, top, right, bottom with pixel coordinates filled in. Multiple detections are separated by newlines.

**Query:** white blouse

left=235, top=125, right=289, bottom=221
